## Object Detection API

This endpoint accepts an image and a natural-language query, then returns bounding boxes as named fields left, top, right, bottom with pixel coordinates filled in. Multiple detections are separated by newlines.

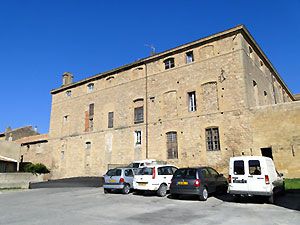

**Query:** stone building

left=48, top=25, right=299, bottom=179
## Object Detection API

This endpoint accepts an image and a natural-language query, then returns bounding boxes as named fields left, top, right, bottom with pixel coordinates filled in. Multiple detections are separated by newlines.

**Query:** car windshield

left=128, top=163, right=140, bottom=168
left=173, top=168, right=197, bottom=179
left=106, top=169, right=121, bottom=176
left=137, top=167, right=153, bottom=175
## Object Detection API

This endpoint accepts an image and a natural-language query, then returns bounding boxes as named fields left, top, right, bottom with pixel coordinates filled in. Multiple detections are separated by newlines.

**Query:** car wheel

left=157, top=184, right=167, bottom=197
left=104, top=188, right=111, bottom=194
left=122, top=184, right=130, bottom=195
left=268, top=193, right=275, bottom=204
left=199, top=187, right=208, bottom=201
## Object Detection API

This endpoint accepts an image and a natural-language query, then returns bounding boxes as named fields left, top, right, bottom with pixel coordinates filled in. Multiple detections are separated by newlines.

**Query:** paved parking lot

left=0, top=188, right=299, bottom=225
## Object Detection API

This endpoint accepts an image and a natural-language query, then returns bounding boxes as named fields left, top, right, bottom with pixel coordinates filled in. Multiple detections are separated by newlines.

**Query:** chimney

left=151, top=51, right=156, bottom=56
left=34, top=126, right=38, bottom=132
left=62, top=72, right=73, bottom=86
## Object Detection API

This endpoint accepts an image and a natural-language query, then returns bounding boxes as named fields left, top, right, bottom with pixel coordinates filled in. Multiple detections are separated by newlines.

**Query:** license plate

left=139, top=183, right=147, bottom=186
left=178, top=181, right=188, bottom=185
left=109, top=180, right=116, bottom=183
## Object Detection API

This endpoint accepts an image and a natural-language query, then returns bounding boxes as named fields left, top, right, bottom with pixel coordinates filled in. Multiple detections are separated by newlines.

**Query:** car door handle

left=164, top=177, right=166, bottom=179
left=248, top=176, right=253, bottom=178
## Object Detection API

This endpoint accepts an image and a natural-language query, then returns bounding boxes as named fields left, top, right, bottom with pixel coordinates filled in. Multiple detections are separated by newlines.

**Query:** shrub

left=24, top=163, right=50, bottom=174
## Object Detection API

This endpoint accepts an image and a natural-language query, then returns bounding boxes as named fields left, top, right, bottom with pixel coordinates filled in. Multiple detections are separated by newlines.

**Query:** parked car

left=228, top=156, right=285, bottom=203
left=103, top=168, right=135, bottom=194
left=170, top=167, right=228, bottom=201
left=133, top=165, right=178, bottom=197
left=127, top=159, right=167, bottom=169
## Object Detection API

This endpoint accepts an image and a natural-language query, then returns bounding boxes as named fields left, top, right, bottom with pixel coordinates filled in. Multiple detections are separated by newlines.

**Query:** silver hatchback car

left=103, top=168, right=135, bottom=194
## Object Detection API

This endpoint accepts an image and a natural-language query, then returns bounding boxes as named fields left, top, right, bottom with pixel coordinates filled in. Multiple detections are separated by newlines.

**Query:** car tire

left=199, top=187, right=208, bottom=201
left=104, top=188, right=111, bottom=194
left=122, top=184, right=130, bottom=195
left=268, top=193, right=275, bottom=204
left=157, top=184, right=167, bottom=197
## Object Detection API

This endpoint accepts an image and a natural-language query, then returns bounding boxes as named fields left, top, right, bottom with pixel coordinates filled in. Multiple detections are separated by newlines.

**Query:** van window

left=249, top=160, right=261, bottom=175
left=234, top=161, right=245, bottom=175
left=106, top=169, right=122, bottom=176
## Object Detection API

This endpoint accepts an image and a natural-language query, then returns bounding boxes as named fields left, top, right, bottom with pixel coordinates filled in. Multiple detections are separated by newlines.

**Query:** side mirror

left=279, top=173, right=283, bottom=177
left=219, top=174, right=224, bottom=177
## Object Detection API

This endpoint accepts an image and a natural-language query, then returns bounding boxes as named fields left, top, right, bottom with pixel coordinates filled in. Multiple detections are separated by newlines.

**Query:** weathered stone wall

left=47, top=27, right=298, bottom=179
left=250, top=102, right=300, bottom=178
left=0, top=141, right=20, bottom=162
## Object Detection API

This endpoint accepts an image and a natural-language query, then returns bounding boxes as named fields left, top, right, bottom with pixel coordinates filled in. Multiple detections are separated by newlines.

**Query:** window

left=206, top=127, right=220, bottom=151
left=125, top=169, right=134, bottom=177
left=85, top=142, right=91, bottom=149
left=135, top=130, right=142, bottom=145
left=89, top=103, right=94, bottom=117
left=88, top=83, right=94, bottom=93
left=208, top=168, right=219, bottom=177
left=108, top=112, right=114, bottom=128
left=61, top=151, right=65, bottom=161
left=186, top=51, right=194, bottom=63
left=66, top=90, right=71, bottom=99
left=234, top=160, right=245, bottom=175
left=134, top=106, right=144, bottom=124
left=201, top=168, right=210, bottom=178
left=249, top=160, right=261, bottom=175
left=164, top=58, right=175, bottom=70
left=89, top=118, right=93, bottom=132
left=157, top=166, right=174, bottom=175
left=166, top=131, right=178, bottom=159
left=188, top=91, right=197, bottom=111
left=106, top=169, right=121, bottom=176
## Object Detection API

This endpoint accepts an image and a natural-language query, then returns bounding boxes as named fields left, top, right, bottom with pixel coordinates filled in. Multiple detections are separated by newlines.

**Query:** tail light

left=103, top=177, right=105, bottom=183
left=170, top=179, right=173, bottom=186
left=152, top=167, right=156, bottom=179
left=229, top=175, right=231, bottom=183
left=265, top=175, right=270, bottom=185
left=193, top=179, right=200, bottom=186
left=119, top=178, right=124, bottom=183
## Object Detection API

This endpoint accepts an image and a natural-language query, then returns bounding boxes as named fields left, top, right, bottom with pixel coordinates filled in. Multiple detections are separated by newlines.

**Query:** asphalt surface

left=29, top=177, right=104, bottom=188
left=0, top=188, right=299, bottom=225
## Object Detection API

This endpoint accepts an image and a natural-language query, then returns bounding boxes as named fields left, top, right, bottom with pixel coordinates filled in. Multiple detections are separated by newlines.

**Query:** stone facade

left=47, top=25, right=299, bottom=179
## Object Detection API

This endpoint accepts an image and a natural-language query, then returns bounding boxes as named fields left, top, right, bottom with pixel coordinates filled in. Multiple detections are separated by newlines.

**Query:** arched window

left=85, top=141, right=91, bottom=149
left=166, top=131, right=178, bottom=159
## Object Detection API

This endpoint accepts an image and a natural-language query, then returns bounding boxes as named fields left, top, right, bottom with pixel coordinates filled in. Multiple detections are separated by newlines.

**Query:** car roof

left=139, top=164, right=177, bottom=168
left=176, top=167, right=209, bottom=170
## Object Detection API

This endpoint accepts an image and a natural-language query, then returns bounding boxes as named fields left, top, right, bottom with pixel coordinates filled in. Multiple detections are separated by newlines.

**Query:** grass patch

left=0, top=187, right=22, bottom=191
left=284, top=178, right=300, bottom=190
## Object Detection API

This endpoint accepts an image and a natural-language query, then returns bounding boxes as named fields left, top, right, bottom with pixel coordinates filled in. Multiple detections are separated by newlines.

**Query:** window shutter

left=89, top=103, right=94, bottom=116
left=84, top=111, right=89, bottom=132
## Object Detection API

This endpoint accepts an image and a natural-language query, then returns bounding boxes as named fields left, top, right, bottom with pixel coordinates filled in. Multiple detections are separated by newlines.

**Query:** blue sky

left=0, top=0, right=299, bottom=134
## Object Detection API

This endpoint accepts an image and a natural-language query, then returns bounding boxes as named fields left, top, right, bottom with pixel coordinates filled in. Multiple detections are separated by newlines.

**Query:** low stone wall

left=0, top=173, right=47, bottom=188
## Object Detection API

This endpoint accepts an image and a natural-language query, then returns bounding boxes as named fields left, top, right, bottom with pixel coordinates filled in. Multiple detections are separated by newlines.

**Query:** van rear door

left=230, top=159, right=248, bottom=193
left=247, top=159, right=266, bottom=193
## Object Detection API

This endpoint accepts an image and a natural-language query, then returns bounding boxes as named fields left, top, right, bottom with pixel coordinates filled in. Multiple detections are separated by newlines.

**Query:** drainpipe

left=145, top=63, right=149, bottom=159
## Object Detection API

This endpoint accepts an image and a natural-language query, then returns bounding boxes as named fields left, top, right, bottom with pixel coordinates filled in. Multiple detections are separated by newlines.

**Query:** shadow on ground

left=29, top=177, right=104, bottom=189
left=214, top=190, right=300, bottom=211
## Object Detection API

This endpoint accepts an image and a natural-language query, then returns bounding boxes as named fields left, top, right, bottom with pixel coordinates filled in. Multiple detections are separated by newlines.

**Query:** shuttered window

left=134, top=106, right=144, bottom=124
left=166, top=131, right=178, bottom=159
left=206, top=127, right=220, bottom=151
left=89, top=103, right=94, bottom=117
left=108, top=112, right=114, bottom=128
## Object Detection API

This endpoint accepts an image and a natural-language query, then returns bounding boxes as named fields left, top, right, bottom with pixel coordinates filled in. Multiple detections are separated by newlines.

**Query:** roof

left=16, top=133, right=48, bottom=145
left=0, top=155, right=17, bottom=163
left=0, top=125, right=38, bottom=135
left=49, top=25, right=294, bottom=100
left=294, top=94, right=300, bottom=101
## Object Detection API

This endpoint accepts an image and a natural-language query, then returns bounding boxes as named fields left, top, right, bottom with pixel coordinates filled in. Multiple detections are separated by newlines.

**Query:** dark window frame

left=205, top=127, right=220, bottom=151
left=186, top=51, right=194, bottom=63
left=166, top=131, right=178, bottom=159
left=164, top=58, right=175, bottom=70
left=108, top=112, right=114, bottom=128
left=134, top=106, right=144, bottom=124
left=188, top=91, right=197, bottom=111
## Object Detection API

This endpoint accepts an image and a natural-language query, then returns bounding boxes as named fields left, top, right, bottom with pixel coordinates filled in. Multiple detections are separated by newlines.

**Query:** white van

left=228, top=156, right=284, bottom=203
